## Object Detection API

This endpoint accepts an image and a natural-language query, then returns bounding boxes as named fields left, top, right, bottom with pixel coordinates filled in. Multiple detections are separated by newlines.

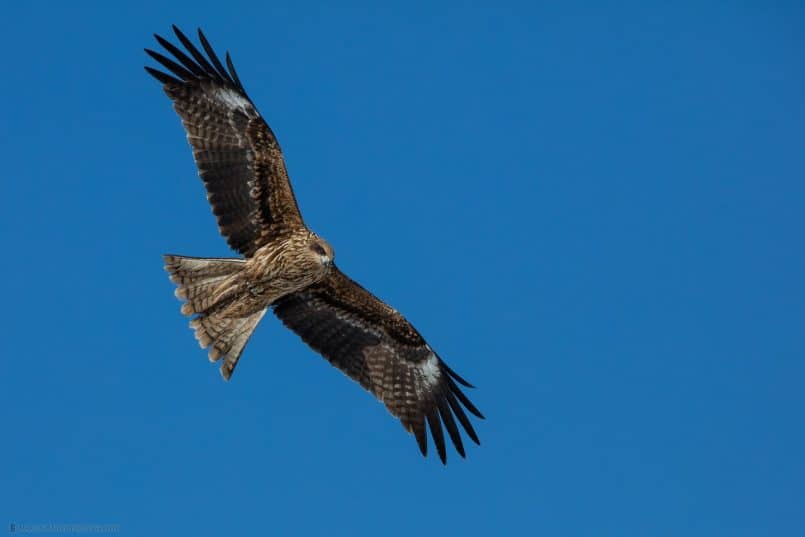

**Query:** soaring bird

left=145, top=26, right=483, bottom=463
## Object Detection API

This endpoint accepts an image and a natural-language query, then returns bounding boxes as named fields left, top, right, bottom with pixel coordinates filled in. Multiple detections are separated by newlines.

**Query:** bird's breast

left=244, top=237, right=327, bottom=303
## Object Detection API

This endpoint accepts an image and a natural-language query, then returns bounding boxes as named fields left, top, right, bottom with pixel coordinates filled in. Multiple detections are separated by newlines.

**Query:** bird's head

left=308, top=235, right=334, bottom=269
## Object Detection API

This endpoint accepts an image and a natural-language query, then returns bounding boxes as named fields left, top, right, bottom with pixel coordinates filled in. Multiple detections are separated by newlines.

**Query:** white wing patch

left=419, top=352, right=441, bottom=388
left=214, top=87, right=251, bottom=110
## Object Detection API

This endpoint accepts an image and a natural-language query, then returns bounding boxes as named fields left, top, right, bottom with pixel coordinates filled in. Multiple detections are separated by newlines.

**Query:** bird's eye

left=311, top=244, right=327, bottom=256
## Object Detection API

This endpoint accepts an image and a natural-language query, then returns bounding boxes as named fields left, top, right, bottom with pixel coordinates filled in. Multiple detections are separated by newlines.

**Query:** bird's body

left=146, top=26, right=483, bottom=463
left=184, top=230, right=332, bottom=316
left=164, top=228, right=333, bottom=376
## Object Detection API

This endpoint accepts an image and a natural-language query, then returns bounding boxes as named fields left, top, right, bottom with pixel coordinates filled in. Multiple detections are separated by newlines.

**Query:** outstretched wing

left=272, top=267, right=484, bottom=464
left=145, top=26, right=304, bottom=257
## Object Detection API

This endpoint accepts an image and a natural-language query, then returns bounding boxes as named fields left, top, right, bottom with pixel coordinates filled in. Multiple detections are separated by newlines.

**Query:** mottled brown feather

left=145, top=27, right=304, bottom=256
left=273, top=267, right=483, bottom=463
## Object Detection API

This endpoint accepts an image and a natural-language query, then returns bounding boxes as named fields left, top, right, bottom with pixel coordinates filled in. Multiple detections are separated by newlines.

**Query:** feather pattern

left=145, top=26, right=304, bottom=257
left=273, top=267, right=484, bottom=464
left=149, top=27, right=483, bottom=463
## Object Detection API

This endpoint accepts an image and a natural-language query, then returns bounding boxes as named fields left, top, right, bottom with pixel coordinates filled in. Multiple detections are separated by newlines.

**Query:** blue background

left=2, top=2, right=804, bottom=535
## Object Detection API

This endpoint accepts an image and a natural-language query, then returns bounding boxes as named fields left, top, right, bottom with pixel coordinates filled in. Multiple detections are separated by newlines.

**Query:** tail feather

left=176, top=275, right=232, bottom=315
left=164, top=254, right=244, bottom=315
left=164, top=254, right=264, bottom=380
left=191, top=309, right=267, bottom=379
left=164, top=255, right=244, bottom=285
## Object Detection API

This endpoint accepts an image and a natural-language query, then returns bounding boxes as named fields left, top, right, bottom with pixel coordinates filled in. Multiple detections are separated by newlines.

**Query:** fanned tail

left=164, top=254, right=265, bottom=379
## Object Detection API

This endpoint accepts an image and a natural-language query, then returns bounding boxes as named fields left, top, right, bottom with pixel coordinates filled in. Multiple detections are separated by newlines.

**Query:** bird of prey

left=145, top=26, right=483, bottom=463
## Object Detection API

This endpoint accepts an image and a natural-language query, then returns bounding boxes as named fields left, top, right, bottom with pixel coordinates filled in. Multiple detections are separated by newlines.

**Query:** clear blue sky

left=2, top=2, right=803, bottom=535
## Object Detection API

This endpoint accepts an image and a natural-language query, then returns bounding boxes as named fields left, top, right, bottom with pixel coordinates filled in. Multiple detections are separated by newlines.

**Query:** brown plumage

left=146, top=26, right=483, bottom=463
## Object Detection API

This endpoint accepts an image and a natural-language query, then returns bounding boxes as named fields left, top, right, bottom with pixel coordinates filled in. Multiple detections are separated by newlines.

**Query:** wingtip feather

left=437, top=397, right=465, bottom=458
left=441, top=360, right=476, bottom=388
left=197, top=27, right=232, bottom=84
left=445, top=390, right=481, bottom=445
left=411, top=418, right=428, bottom=458
left=445, top=375, right=484, bottom=419
left=426, top=408, right=447, bottom=465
